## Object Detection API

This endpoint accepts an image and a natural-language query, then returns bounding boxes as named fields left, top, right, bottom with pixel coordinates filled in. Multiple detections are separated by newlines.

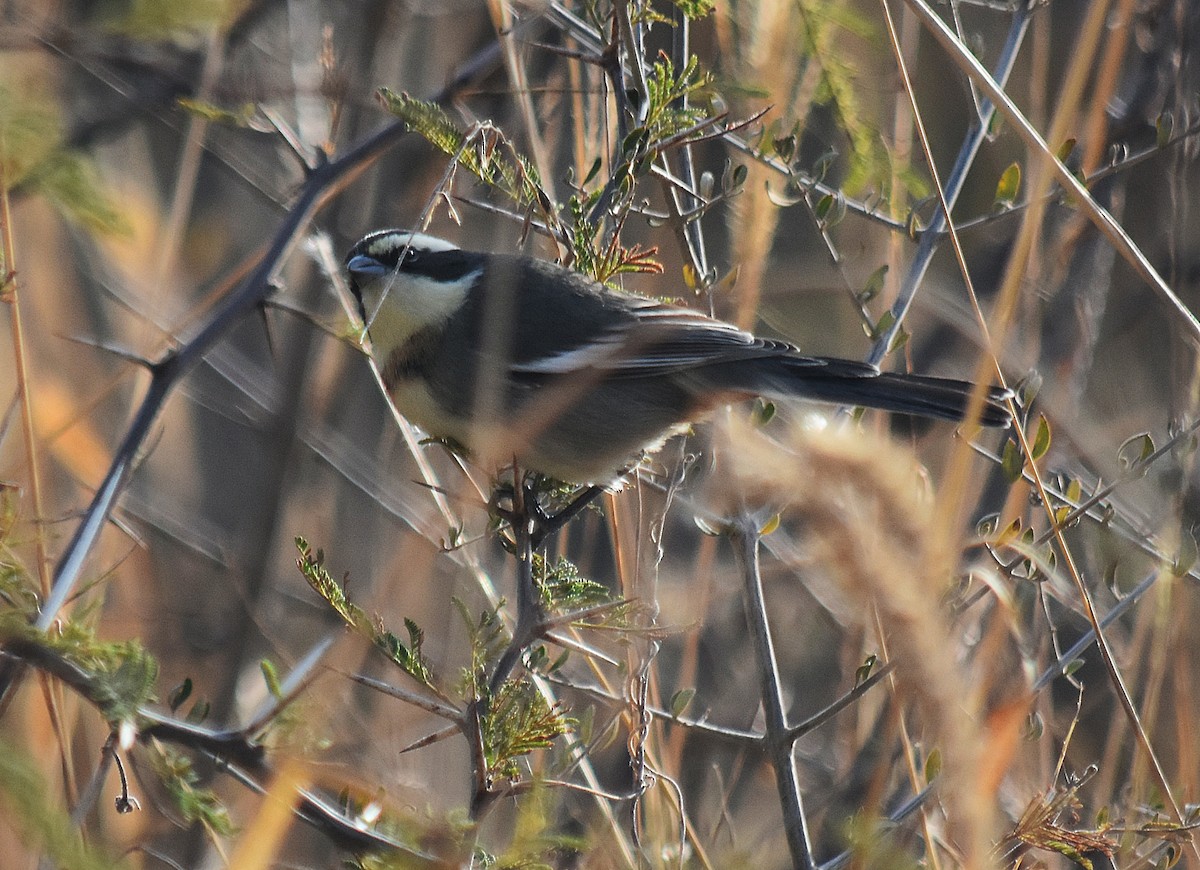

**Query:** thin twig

left=0, top=136, right=79, bottom=807
left=344, top=672, right=462, bottom=722
left=867, top=1, right=1034, bottom=366
left=0, top=633, right=440, bottom=861
left=818, top=785, right=935, bottom=870
left=730, top=519, right=816, bottom=870
left=902, top=0, right=1200, bottom=346
left=12, top=36, right=504, bottom=663
left=785, top=662, right=895, bottom=742
left=903, top=0, right=1195, bottom=852
left=69, top=732, right=119, bottom=827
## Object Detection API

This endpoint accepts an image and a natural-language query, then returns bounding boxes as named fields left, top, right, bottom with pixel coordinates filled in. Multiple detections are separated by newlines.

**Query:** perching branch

left=1, top=35, right=508, bottom=704
left=730, top=518, right=817, bottom=870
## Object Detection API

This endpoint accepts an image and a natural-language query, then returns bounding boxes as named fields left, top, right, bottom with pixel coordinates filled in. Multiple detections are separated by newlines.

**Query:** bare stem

left=731, top=519, right=816, bottom=870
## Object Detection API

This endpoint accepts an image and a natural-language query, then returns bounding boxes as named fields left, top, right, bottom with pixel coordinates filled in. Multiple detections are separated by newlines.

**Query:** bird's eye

left=404, top=248, right=419, bottom=262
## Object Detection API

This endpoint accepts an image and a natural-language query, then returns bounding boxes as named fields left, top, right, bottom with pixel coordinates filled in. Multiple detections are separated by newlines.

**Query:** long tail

left=725, top=357, right=1012, bottom=427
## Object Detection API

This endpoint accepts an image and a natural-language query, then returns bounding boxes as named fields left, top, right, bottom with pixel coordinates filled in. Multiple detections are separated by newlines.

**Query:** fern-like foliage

left=148, top=742, right=236, bottom=836
left=454, top=597, right=510, bottom=700
left=533, top=554, right=610, bottom=613
left=376, top=89, right=545, bottom=210
left=642, top=54, right=713, bottom=139
left=295, top=537, right=435, bottom=690
left=0, top=618, right=158, bottom=727
left=563, top=197, right=664, bottom=285
left=480, top=678, right=572, bottom=786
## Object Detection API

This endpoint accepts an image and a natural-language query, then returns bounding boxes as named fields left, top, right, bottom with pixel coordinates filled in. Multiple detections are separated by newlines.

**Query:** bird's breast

left=379, top=324, right=442, bottom=391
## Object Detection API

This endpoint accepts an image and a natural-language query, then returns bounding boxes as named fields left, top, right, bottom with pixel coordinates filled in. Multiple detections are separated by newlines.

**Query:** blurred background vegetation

left=2, top=0, right=1200, bottom=867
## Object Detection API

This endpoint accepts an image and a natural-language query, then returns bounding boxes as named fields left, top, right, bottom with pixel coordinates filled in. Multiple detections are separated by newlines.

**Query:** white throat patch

left=365, top=265, right=481, bottom=352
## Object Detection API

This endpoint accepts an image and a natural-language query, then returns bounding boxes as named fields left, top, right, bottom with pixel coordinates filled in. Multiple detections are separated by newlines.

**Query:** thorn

left=59, top=334, right=157, bottom=370
left=399, top=723, right=459, bottom=754
left=260, top=105, right=320, bottom=172
left=257, top=301, right=277, bottom=361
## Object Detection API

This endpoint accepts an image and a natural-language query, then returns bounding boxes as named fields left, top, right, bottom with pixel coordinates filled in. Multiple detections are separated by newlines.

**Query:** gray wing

left=510, top=290, right=851, bottom=379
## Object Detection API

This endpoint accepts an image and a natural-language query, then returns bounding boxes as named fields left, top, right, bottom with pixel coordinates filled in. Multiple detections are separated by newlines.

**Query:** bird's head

left=344, top=230, right=479, bottom=347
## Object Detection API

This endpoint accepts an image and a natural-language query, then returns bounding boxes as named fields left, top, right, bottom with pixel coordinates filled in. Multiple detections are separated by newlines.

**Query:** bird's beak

left=346, top=255, right=390, bottom=278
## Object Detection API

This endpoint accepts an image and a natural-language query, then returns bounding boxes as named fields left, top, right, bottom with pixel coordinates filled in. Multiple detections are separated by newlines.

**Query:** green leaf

left=924, top=748, right=942, bottom=782
left=751, top=398, right=776, bottom=427
left=479, top=679, right=572, bottom=783
left=176, top=97, right=256, bottom=126
left=185, top=699, right=210, bottom=724
left=1031, top=414, right=1051, bottom=461
left=260, top=659, right=283, bottom=700
left=811, top=149, right=837, bottom=183
left=729, top=162, right=748, bottom=190
left=854, top=654, right=877, bottom=686
left=1117, top=432, right=1155, bottom=472
left=374, top=618, right=435, bottom=688
left=549, top=649, right=570, bottom=673
left=296, top=538, right=435, bottom=689
left=105, top=0, right=242, bottom=40
left=669, top=0, right=715, bottom=18
left=869, top=309, right=896, bottom=341
left=30, top=152, right=131, bottom=235
left=168, top=678, right=193, bottom=714
left=455, top=598, right=511, bottom=698
left=0, top=622, right=159, bottom=727
left=996, top=516, right=1022, bottom=546
left=295, top=537, right=365, bottom=628
left=858, top=265, right=889, bottom=304
left=669, top=688, right=696, bottom=718
left=1056, top=138, right=1077, bottom=163
left=1016, top=371, right=1043, bottom=406
left=526, top=645, right=548, bottom=673
left=97, top=650, right=159, bottom=724
left=905, top=205, right=923, bottom=240
left=1157, top=111, right=1174, bottom=149
left=1001, top=438, right=1024, bottom=482
left=582, top=156, right=602, bottom=185
left=772, top=134, right=796, bottom=163
left=622, top=126, right=650, bottom=159
left=534, top=553, right=611, bottom=613
left=376, top=88, right=544, bottom=208
left=814, top=191, right=846, bottom=229
left=994, top=162, right=1021, bottom=208
left=975, top=513, right=1000, bottom=537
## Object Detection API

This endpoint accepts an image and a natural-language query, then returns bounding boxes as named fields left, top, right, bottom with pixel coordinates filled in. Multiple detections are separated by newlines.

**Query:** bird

left=344, top=229, right=1011, bottom=484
